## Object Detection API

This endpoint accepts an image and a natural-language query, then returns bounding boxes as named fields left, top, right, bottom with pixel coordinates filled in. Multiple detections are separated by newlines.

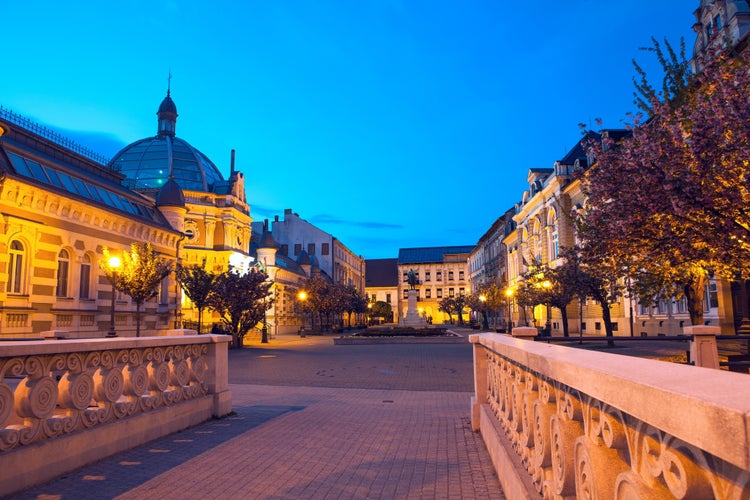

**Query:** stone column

left=684, top=325, right=720, bottom=369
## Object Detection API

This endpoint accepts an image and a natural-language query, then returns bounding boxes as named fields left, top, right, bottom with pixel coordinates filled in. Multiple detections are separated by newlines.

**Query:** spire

left=157, top=76, right=178, bottom=137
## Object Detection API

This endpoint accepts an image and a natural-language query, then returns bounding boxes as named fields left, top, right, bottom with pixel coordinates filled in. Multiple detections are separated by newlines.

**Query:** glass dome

left=109, top=91, right=225, bottom=192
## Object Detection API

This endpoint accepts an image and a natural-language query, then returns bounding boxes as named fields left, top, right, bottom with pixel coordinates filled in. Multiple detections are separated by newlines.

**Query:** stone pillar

left=206, top=335, right=233, bottom=416
left=470, top=334, right=487, bottom=431
left=512, top=326, right=538, bottom=341
left=684, top=325, right=720, bottom=369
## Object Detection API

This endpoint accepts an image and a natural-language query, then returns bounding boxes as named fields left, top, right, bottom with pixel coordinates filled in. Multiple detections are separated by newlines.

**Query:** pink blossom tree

left=580, top=50, right=750, bottom=326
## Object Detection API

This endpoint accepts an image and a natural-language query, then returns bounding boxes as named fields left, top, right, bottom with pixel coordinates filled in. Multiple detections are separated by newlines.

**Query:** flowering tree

left=208, top=267, right=273, bottom=348
left=176, top=262, right=216, bottom=333
left=103, top=242, right=172, bottom=337
left=581, top=50, right=750, bottom=326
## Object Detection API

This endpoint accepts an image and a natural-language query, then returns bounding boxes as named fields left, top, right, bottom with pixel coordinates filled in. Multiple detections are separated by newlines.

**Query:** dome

left=109, top=91, right=225, bottom=192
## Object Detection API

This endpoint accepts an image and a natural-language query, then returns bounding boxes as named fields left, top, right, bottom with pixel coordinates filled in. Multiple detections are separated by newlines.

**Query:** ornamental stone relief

left=484, top=350, right=750, bottom=499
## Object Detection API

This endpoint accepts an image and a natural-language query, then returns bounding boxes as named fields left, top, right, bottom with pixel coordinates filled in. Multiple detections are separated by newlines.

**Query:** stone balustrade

left=471, top=332, right=750, bottom=499
left=0, top=335, right=232, bottom=495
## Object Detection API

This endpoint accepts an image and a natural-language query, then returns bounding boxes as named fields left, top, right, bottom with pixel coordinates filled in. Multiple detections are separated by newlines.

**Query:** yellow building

left=0, top=91, right=252, bottom=337
left=397, top=246, right=474, bottom=325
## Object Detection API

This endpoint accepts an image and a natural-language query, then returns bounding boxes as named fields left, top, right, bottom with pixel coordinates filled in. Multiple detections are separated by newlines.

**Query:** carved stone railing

left=471, top=332, right=750, bottom=499
left=0, top=335, right=231, bottom=495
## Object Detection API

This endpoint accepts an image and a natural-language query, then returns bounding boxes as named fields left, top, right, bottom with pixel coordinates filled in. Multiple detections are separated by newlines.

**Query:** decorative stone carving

left=0, top=343, right=210, bottom=452
left=481, top=347, right=750, bottom=498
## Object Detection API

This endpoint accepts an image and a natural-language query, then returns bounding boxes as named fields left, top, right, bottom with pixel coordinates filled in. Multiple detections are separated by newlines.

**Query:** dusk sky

left=2, top=1, right=696, bottom=258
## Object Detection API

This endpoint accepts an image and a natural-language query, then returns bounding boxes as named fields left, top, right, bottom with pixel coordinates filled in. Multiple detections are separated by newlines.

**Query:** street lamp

left=297, top=290, right=307, bottom=336
left=542, top=280, right=552, bottom=336
left=479, top=294, right=487, bottom=329
left=367, top=301, right=373, bottom=326
left=505, top=287, right=514, bottom=333
left=107, top=255, right=122, bottom=337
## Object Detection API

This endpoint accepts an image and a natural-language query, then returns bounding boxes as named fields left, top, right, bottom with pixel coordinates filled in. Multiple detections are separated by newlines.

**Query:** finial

left=167, top=70, right=172, bottom=96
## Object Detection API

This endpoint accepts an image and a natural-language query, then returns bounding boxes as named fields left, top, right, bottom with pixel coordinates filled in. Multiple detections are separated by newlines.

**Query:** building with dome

left=0, top=89, right=252, bottom=337
left=110, top=90, right=254, bottom=331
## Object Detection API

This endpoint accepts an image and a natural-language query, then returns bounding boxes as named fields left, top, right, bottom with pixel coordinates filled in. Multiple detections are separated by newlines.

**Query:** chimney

left=230, top=149, right=236, bottom=175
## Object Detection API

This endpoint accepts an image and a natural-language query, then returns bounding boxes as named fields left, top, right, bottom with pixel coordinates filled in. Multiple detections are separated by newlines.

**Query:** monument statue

left=407, top=269, right=419, bottom=290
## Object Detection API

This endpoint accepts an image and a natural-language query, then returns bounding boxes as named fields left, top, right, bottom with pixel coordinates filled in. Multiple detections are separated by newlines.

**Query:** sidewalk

left=14, top=334, right=505, bottom=499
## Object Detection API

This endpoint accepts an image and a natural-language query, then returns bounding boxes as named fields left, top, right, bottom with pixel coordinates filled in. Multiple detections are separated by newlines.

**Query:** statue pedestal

left=401, top=289, right=426, bottom=326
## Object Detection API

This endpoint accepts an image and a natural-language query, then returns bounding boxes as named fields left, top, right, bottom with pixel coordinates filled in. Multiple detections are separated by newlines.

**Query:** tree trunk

left=685, top=274, right=707, bottom=326
left=135, top=302, right=142, bottom=337
left=197, top=307, right=203, bottom=334
left=597, top=292, right=615, bottom=346
left=559, top=306, right=569, bottom=337
left=482, top=312, right=489, bottom=330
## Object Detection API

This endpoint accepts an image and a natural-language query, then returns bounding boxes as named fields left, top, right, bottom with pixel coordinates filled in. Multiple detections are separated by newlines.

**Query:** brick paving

left=12, top=331, right=505, bottom=500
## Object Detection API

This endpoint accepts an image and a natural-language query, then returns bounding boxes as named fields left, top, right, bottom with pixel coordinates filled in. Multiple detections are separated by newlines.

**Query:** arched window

left=79, top=254, right=91, bottom=299
left=7, top=240, right=25, bottom=294
left=56, top=249, right=70, bottom=297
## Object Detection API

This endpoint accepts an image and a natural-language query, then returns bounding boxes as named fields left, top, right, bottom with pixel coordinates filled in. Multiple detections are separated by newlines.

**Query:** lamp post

left=297, top=291, right=307, bottom=337
left=479, top=294, right=487, bottom=330
left=367, top=301, right=373, bottom=326
left=107, top=256, right=122, bottom=337
left=261, top=296, right=269, bottom=344
left=542, top=280, right=552, bottom=336
left=505, top=287, right=514, bottom=333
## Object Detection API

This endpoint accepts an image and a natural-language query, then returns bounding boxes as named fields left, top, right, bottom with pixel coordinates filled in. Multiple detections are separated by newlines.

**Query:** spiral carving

left=58, top=372, right=95, bottom=410
left=15, top=376, right=58, bottom=419
left=550, top=415, right=581, bottom=496
left=149, top=362, right=170, bottom=392
left=170, top=359, right=190, bottom=387
left=189, top=357, right=208, bottom=383
left=124, top=365, right=149, bottom=397
left=0, top=383, right=14, bottom=426
left=93, top=368, right=124, bottom=403
left=0, top=428, right=20, bottom=451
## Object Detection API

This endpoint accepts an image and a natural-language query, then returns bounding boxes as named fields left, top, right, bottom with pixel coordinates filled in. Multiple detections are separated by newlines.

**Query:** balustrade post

left=684, top=325, right=720, bottom=369
left=470, top=334, right=487, bottom=431
left=205, top=334, right=233, bottom=417
left=512, top=326, right=538, bottom=341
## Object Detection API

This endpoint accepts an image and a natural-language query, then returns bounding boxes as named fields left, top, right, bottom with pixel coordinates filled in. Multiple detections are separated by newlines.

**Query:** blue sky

left=2, top=1, right=696, bottom=258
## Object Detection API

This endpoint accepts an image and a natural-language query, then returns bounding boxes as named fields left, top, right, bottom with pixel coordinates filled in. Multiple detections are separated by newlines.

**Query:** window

left=449, top=288, right=455, bottom=297
left=437, top=288, right=443, bottom=298
left=7, top=240, right=25, bottom=294
left=403, top=290, right=408, bottom=299
left=705, top=282, right=719, bottom=311
left=459, top=288, right=465, bottom=295
left=308, top=243, right=315, bottom=256
left=56, top=249, right=70, bottom=297
left=551, top=229, right=559, bottom=259
left=322, top=243, right=330, bottom=256
left=294, top=244, right=302, bottom=256
left=386, top=293, right=391, bottom=304
left=403, top=272, right=408, bottom=282
left=436, top=271, right=442, bottom=281
left=280, top=244, right=288, bottom=256
left=595, top=322, right=601, bottom=331
left=459, top=271, right=464, bottom=281
left=371, top=294, right=377, bottom=302
left=425, top=289, right=431, bottom=299
left=79, top=254, right=91, bottom=299
left=425, top=271, right=431, bottom=282
left=448, top=271, right=454, bottom=281
left=159, top=276, right=169, bottom=305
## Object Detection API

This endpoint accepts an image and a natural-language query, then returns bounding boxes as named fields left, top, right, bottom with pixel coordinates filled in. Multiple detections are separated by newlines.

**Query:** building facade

left=0, top=90, right=253, bottom=338
left=364, top=258, right=398, bottom=323
left=397, top=246, right=474, bottom=324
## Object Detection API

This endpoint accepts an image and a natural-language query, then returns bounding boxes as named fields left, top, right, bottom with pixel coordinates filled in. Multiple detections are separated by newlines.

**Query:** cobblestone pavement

left=13, top=331, right=505, bottom=500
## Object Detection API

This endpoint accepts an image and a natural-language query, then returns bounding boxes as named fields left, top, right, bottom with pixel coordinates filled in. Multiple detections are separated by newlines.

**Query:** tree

left=581, top=49, right=750, bottom=326
left=521, top=261, right=579, bottom=337
left=103, top=242, right=172, bottom=337
left=297, top=275, right=336, bottom=331
left=177, top=262, right=216, bottom=334
left=465, top=293, right=490, bottom=329
left=208, top=267, right=273, bottom=348
left=370, top=301, right=392, bottom=323
left=438, top=297, right=456, bottom=324
left=477, top=283, right=507, bottom=330
left=342, top=285, right=368, bottom=328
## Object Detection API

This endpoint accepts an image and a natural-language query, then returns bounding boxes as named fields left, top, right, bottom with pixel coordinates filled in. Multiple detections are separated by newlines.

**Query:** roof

left=365, top=258, right=398, bottom=287
left=109, top=92, right=225, bottom=192
left=398, top=246, right=475, bottom=265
